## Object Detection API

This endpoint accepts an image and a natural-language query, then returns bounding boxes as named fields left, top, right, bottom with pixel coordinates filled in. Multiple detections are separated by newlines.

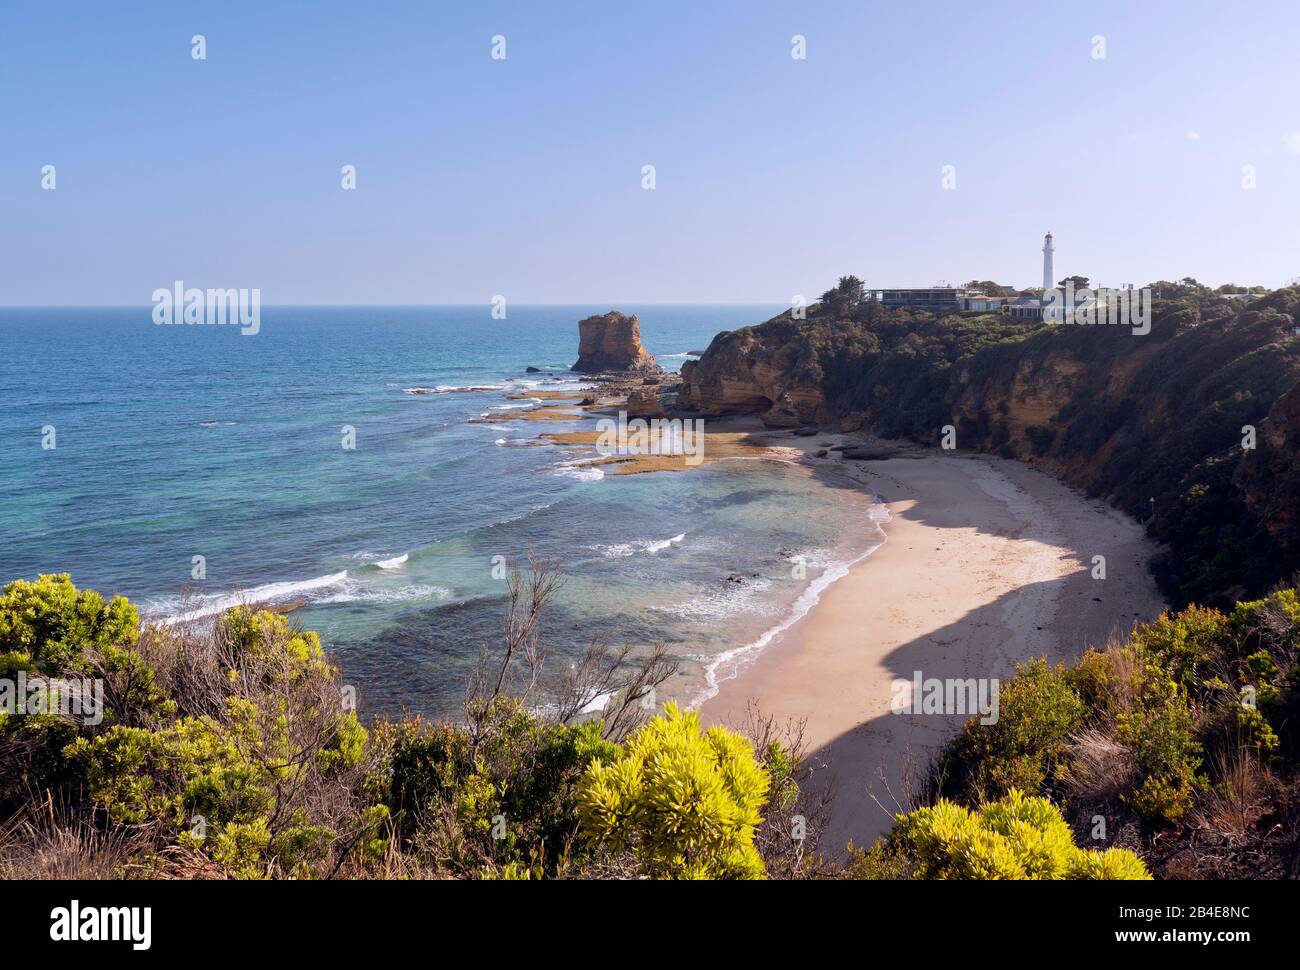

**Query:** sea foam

left=692, top=502, right=892, bottom=706
left=593, top=533, right=687, bottom=558
left=150, top=570, right=350, bottom=626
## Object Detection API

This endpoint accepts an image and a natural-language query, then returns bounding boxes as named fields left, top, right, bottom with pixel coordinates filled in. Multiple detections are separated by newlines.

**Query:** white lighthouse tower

left=1042, top=232, right=1055, bottom=291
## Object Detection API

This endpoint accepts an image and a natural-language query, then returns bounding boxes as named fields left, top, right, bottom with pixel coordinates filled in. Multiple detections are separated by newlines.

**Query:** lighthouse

left=1042, top=232, right=1055, bottom=291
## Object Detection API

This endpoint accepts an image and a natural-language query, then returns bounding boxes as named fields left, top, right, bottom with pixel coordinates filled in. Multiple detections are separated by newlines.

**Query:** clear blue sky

left=4, top=0, right=1299, bottom=304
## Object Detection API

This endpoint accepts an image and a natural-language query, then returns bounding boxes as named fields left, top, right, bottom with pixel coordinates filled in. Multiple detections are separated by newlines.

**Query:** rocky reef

left=572, top=311, right=663, bottom=374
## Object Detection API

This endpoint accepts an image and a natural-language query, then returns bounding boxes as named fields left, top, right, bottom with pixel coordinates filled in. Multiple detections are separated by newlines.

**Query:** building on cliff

left=871, top=287, right=987, bottom=312
left=1011, top=291, right=1114, bottom=323
left=1009, top=294, right=1046, bottom=319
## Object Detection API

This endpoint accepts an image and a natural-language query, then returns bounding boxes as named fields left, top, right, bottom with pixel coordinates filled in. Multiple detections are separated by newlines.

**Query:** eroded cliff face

left=676, top=330, right=839, bottom=428
left=674, top=294, right=1300, bottom=605
left=946, top=342, right=1164, bottom=485
left=1238, top=381, right=1300, bottom=566
left=572, top=312, right=663, bottom=374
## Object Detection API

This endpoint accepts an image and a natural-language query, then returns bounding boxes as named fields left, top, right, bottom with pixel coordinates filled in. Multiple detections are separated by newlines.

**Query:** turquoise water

left=0, top=306, right=886, bottom=715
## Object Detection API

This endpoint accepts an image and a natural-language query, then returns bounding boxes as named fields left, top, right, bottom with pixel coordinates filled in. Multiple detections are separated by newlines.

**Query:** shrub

left=577, top=703, right=770, bottom=879
left=872, top=789, right=1150, bottom=880
left=1024, top=425, right=1056, bottom=455
left=380, top=700, right=618, bottom=877
left=1114, top=660, right=1204, bottom=825
left=67, top=660, right=375, bottom=878
left=933, top=657, right=1087, bottom=805
left=0, top=573, right=138, bottom=673
left=1132, top=606, right=1227, bottom=689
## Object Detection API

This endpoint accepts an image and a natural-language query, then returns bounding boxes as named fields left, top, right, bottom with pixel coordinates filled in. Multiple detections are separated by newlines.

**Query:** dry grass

left=1104, top=640, right=1143, bottom=716
left=0, top=798, right=145, bottom=880
left=1192, top=747, right=1269, bottom=842
left=1065, top=728, right=1139, bottom=802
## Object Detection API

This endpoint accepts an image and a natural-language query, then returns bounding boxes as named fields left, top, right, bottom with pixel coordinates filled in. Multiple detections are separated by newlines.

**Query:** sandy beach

left=701, top=445, right=1167, bottom=857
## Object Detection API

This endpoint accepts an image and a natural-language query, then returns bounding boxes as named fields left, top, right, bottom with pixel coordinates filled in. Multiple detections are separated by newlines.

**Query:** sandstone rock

left=624, top=386, right=664, bottom=418
left=676, top=329, right=831, bottom=423
left=761, top=392, right=804, bottom=428
left=525, top=366, right=541, bottom=373
left=572, top=311, right=663, bottom=374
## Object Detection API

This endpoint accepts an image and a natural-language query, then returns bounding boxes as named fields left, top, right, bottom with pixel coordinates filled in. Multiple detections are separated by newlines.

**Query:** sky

left=4, top=0, right=1300, bottom=305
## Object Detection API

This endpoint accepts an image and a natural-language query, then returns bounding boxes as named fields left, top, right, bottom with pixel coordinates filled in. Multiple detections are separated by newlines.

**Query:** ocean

left=0, top=306, right=888, bottom=716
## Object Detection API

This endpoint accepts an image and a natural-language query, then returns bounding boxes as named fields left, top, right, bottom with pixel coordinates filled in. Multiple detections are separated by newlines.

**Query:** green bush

left=934, top=657, right=1087, bottom=805
left=1115, top=673, right=1203, bottom=826
left=380, top=700, right=618, bottom=876
left=1024, top=425, right=1056, bottom=455
left=928, top=594, right=1300, bottom=831
left=7, top=571, right=1298, bottom=879
left=1132, top=606, right=1227, bottom=689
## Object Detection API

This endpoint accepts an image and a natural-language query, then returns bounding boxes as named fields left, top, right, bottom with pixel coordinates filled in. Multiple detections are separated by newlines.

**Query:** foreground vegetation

left=13, top=568, right=1298, bottom=879
left=0, top=571, right=818, bottom=879
left=914, top=586, right=1300, bottom=878
left=0, top=572, right=1179, bottom=880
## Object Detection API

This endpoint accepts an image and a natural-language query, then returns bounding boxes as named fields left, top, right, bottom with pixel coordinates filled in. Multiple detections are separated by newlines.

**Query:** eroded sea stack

left=572, top=311, right=663, bottom=374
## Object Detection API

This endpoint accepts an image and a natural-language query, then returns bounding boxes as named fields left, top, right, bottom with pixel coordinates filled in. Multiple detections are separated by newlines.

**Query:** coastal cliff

left=674, top=283, right=1300, bottom=606
left=677, top=330, right=834, bottom=428
left=572, top=311, right=663, bottom=374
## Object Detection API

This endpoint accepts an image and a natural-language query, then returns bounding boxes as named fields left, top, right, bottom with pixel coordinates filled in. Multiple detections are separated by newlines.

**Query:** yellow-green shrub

left=0, top=573, right=138, bottom=673
left=577, top=703, right=770, bottom=879
left=884, top=789, right=1150, bottom=880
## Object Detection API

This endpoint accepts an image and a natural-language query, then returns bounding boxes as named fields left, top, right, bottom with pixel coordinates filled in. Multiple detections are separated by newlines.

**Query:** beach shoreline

left=699, top=442, right=1168, bottom=856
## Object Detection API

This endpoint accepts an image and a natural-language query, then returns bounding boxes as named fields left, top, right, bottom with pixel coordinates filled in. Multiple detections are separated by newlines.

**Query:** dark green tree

left=819, top=275, right=866, bottom=317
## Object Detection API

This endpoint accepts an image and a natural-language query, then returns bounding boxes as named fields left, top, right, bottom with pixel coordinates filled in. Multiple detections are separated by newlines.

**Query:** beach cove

left=701, top=442, right=1167, bottom=855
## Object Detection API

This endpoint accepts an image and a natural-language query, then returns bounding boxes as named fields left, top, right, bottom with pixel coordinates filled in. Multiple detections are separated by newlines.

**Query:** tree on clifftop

left=819, top=275, right=866, bottom=317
